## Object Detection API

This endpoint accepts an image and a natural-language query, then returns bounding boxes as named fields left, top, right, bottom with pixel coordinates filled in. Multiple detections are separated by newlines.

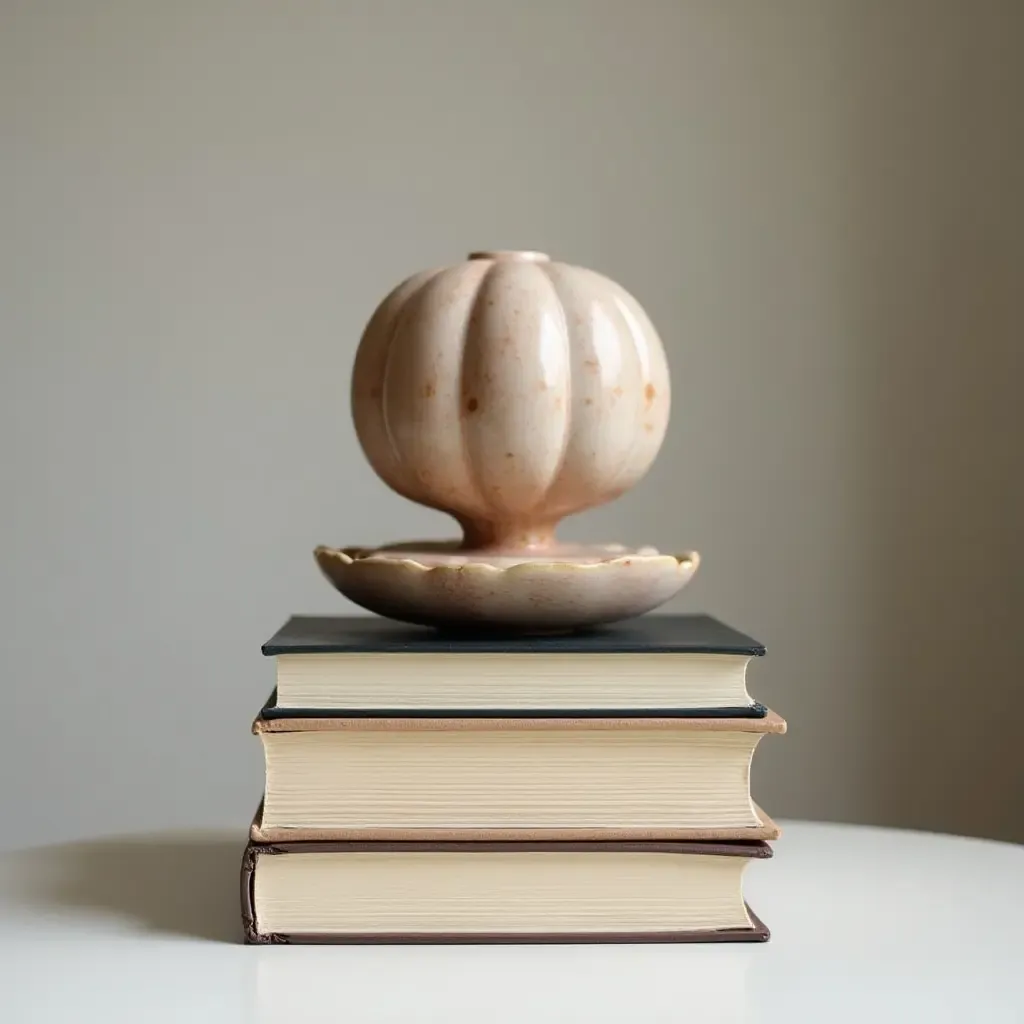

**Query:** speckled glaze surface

left=314, top=544, right=699, bottom=632
left=350, top=250, right=670, bottom=552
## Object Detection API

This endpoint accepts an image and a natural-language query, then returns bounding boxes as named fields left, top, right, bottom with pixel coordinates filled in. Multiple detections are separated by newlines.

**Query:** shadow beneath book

left=11, top=833, right=245, bottom=942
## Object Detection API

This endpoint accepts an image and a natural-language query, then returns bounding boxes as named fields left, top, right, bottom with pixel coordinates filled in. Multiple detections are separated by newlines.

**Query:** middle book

left=250, top=710, right=785, bottom=843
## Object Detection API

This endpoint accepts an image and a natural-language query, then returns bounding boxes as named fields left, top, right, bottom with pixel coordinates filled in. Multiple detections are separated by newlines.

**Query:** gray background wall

left=3, top=0, right=1022, bottom=850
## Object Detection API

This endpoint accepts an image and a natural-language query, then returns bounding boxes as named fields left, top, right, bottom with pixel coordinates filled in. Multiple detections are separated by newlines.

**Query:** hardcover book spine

left=241, top=842, right=286, bottom=945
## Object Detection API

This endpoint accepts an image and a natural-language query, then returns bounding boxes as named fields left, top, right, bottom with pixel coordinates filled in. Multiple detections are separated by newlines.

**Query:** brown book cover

left=241, top=837, right=773, bottom=945
left=248, top=797, right=782, bottom=843
left=252, top=709, right=787, bottom=735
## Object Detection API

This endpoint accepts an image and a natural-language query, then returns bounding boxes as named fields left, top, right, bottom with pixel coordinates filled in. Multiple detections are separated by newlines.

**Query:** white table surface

left=0, top=819, right=1021, bottom=1023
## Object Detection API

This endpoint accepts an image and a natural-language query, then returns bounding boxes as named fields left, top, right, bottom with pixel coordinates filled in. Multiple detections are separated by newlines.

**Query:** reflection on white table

left=0, top=820, right=1021, bottom=1023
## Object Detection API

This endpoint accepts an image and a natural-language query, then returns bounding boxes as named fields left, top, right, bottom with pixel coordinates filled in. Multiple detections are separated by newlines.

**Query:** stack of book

left=240, top=614, right=786, bottom=944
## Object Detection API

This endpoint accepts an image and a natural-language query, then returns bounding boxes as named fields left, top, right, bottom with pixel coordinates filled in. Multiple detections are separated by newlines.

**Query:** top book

left=260, top=614, right=768, bottom=718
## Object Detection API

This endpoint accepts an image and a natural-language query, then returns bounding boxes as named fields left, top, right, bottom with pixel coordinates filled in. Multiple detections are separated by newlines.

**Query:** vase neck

left=455, top=515, right=559, bottom=553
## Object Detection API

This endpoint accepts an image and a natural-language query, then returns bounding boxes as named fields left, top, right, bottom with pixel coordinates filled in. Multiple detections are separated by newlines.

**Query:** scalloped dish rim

left=314, top=544, right=700, bottom=575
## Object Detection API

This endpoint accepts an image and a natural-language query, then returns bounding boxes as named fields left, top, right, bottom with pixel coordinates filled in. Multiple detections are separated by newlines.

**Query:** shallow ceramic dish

left=314, top=542, right=700, bottom=634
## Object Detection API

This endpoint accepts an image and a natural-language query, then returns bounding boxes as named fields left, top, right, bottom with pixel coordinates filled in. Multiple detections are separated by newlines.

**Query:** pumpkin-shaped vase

left=351, top=250, right=670, bottom=552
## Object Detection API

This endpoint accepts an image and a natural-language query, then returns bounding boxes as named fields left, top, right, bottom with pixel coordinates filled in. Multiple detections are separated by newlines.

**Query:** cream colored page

left=275, top=653, right=750, bottom=709
left=254, top=851, right=752, bottom=934
left=262, top=729, right=760, bottom=828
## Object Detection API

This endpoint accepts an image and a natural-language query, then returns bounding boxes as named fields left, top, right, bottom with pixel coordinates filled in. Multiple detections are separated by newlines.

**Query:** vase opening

left=468, top=250, right=550, bottom=263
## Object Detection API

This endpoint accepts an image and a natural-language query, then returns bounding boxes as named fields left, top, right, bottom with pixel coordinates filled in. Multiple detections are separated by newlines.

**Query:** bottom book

left=241, top=837, right=772, bottom=944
